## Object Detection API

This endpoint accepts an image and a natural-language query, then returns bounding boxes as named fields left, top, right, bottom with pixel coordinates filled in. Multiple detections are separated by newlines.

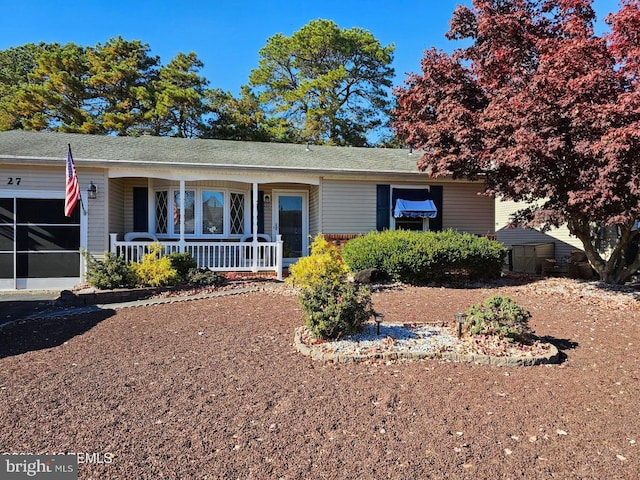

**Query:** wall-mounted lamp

left=263, top=194, right=271, bottom=204
left=87, top=181, right=98, bottom=199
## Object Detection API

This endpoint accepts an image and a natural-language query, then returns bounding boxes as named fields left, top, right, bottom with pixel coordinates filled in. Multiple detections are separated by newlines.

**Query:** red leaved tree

left=393, top=0, right=640, bottom=284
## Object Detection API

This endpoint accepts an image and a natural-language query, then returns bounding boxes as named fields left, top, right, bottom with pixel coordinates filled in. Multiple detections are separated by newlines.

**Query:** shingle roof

left=0, top=130, right=427, bottom=175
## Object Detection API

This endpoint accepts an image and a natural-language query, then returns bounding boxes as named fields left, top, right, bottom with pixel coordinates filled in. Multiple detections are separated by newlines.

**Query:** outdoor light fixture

left=87, top=181, right=97, bottom=199
left=454, top=313, right=467, bottom=338
left=374, top=312, right=385, bottom=336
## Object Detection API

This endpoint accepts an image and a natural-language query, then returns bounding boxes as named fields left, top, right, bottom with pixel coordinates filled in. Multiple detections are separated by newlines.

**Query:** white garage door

left=0, top=197, right=81, bottom=290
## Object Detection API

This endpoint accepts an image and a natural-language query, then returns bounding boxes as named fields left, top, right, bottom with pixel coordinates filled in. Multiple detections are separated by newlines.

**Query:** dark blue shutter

left=376, top=184, right=390, bottom=231
left=429, top=185, right=443, bottom=232
left=133, top=187, right=148, bottom=232
left=258, top=190, right=265, bottom=234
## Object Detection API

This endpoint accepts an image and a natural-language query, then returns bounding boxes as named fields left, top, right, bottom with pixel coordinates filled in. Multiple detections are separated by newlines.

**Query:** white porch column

left=179, top=179, right=185, bottom=253
left=252, top=182, right=258, bottom=272
left=252, top=182, right=258, bottom=241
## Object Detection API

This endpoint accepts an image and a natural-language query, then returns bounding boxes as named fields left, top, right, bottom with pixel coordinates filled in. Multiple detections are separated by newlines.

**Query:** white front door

left=272, top=190, right=308, bottom=264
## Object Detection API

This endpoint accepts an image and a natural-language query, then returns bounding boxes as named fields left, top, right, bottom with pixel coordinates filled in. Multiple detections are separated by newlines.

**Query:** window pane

left=16, top=225, right=80, bottom=251
left=0, top=198, right=13, bottom=224
left=174, top=190, right=195, bottom=234
left=0, top=226, right=13, bottom=251
left=17, top=198, right=79, bottom=224
left=17, top=252, right=79, bottom=278
left=230, top=193, right=245, bottom=235
left=155, top=191, right=168, bottom=234
left=0, top=253, right=13, bottom=278
left=202, top=191, right=224, bottom=234
left=396, top=218, right=424, bottom=231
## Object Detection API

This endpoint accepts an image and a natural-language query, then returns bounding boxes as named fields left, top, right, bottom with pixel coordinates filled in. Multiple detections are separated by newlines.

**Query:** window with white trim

left=391, top=187, right=432, bottom=232
left=154, top=188, right=248, bottom=237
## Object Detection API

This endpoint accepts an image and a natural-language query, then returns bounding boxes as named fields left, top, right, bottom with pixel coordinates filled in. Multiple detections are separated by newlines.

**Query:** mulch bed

left=1, top=275, right=639, bottom=479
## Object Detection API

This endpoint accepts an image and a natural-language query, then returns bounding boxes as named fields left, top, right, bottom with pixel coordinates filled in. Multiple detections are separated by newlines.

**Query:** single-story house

left=0, top=130, right=495, bottom=290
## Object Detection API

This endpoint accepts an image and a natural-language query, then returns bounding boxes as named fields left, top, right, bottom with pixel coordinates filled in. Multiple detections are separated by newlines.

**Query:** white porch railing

left=109, top=234, right=284, bottom=280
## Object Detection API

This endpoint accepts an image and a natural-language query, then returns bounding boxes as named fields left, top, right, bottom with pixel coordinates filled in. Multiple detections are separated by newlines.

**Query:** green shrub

left=464, top=295, right=533, bottom=343
left=186, top=267, right=223, bottom=287
left=84, top=251, right=135, bottom=290
left=300, top=282, right=374, bottom=340
left=287, top=234, right=349, bottom=289
left=341, top=229, right=507, bottom=284
left=167, top=252, right=197, bottom=280
left=130, top=242, right=180, bottom=287
left=289, top=234, right=373, bottom=340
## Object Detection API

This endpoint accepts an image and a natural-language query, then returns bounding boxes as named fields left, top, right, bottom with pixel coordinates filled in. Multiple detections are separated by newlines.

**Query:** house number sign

left=7, top=177, right=21, bottom=185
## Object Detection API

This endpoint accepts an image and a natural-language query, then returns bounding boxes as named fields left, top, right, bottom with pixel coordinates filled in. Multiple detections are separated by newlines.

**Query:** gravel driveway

left=1, top=277, right=639, bottom=479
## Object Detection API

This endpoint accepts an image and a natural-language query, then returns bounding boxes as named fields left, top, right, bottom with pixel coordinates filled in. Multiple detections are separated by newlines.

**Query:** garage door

left=0, top=197, right=80, bottom=290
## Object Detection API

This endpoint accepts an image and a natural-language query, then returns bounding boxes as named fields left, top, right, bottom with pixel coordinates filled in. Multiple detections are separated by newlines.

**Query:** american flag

left=173, top=195, right=180, bottom=226
left=64, top=145, right=80, bottom=217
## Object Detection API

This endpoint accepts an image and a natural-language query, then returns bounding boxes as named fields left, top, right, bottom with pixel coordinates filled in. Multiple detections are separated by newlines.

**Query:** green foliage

left=202, top=86, right=282, bottom=142
left=341, top=229, right=507, bottom=284
left=249, top=19, right=395, bottom=146
left=185, top=267, right=223, bottom=287
left=130, top=242, right=180, bottom=287
left=290, top=234, right=373, bottom=340
left=464, top=295, right=533, bottom=343
left=145, top=52, right=208, bottom=138
left=84, top=251, right=135, bottom=290
left=287, top=234, right=349, bottom=289
left=167, top=252, right=198, bottom=280
left=87, top=36, right=159, bottom=136
left=300, top=282, right=374, bottom=340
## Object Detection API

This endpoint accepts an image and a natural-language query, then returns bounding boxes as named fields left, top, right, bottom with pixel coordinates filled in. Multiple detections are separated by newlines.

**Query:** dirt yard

left=1, top=276, right=639, bottom=479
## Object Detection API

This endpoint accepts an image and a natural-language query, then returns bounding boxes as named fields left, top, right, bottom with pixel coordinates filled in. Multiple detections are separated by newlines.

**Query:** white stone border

left=294, top=326, right=560, bottom=366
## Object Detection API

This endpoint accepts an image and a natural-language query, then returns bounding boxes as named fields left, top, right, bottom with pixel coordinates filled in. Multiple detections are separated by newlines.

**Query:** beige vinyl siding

left=320, top=179, right=494, bottom=235
left=108, top=178, right=126, bottom=242
left=2, top=165, right=64, bottom=192
left=495, top=198, right=584, bottom=264
left=309, top=184, right=321, bottom=238
left=321, top=180, right=377, bottom=233
left=83, top=168, right=107, bottom=254
left=442, top=182, right=494, bottom=235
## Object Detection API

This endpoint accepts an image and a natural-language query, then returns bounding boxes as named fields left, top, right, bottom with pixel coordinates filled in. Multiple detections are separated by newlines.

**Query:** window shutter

left=133, top=187, right=149, bottom=232
left=258, top=190, right=264, bottom=234
left=376, top=184, right=390, bottom=231
left=429, top=185, right=443, bottom=232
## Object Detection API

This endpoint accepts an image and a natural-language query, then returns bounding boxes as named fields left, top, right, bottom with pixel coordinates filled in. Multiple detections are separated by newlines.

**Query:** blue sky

left=1, top=0, right=623, bottom=95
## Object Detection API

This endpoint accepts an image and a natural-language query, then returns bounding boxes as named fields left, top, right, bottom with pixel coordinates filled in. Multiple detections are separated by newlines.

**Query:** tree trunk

left=569, top=220, right=639, bottom=285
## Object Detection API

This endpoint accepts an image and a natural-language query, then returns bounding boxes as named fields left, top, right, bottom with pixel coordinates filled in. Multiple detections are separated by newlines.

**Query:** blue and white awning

left=393, top=199, right=438, bottom=219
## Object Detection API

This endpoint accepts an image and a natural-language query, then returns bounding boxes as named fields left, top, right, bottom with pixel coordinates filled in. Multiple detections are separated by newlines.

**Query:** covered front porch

left=107, top=174, right=316, bottom=281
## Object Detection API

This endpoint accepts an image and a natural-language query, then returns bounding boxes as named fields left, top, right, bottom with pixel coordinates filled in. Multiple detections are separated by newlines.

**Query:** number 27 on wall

left=7, top=177, right=21, bottom=185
